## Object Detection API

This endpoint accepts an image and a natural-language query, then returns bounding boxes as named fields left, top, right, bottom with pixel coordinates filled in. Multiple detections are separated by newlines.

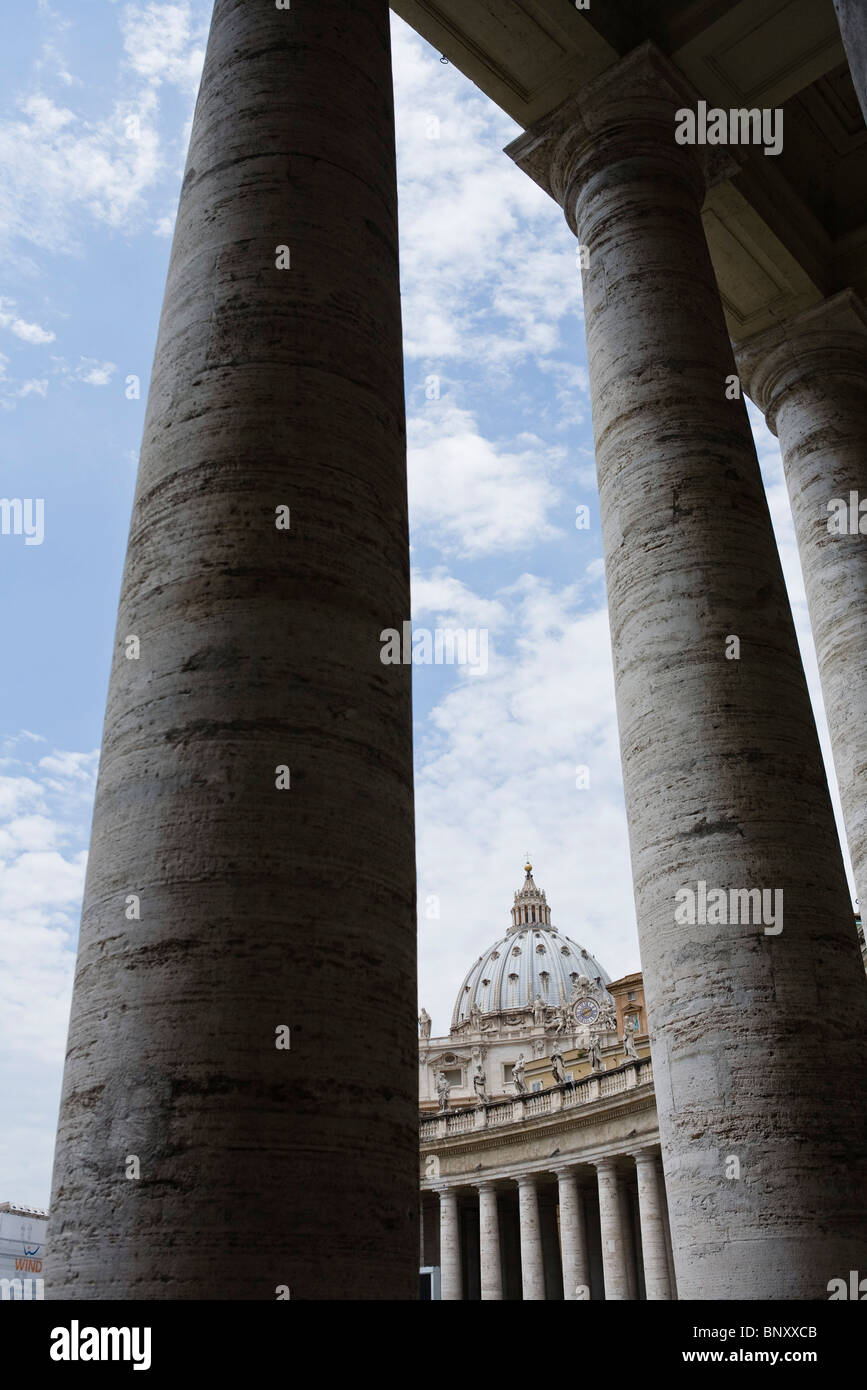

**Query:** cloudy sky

left=0, top=1, right=853, bottom=1208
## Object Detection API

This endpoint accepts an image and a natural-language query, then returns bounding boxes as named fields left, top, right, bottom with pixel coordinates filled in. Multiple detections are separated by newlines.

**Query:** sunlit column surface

left=47, top=0, right=416, bottom=1300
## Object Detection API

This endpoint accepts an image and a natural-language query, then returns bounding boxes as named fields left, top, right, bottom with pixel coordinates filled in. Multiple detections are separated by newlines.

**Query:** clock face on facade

left=574, top=998, right=599, bottom=1025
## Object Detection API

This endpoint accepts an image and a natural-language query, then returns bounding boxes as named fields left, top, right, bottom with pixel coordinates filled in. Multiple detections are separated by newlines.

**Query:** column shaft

left=509, top=42, right=867, bottom=1299
left=517, top=1177, right=546, bottom=1300
left=438, top=1189, right=463, bottom=1301
left=596, top=1161, right=630, bottom=1300
left=556, top=1170, right=591, bottom=1300
left=834, top=0, right=867, bottom=124
left=736, top=292, right=867, bottom=914
left=477, top=1185, right=503, bottom=1301
left=617, top=1180, right=638, bottom=1299
left=634, top=1153, right=672, bottom=1300
left=46, top=0, right=416, bottom=1300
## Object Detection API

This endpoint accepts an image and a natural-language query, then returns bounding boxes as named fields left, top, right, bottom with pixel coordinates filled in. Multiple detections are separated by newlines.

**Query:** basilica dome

left=450, top=863, right=610, bottom=1029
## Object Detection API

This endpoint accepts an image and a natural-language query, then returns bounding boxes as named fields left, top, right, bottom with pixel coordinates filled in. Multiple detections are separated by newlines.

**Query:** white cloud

left=0, top=743, right=98, bottom=1204
left=38, top=748, right=100, bottom=783
left=412, top=569, right=509, bottom=632
left=121, top=2, right=208, bottom=94
left=0, top=299, right=55, bottom=345
left=49, top=356, right=118, bottom=388
left=408, top=402, right=564, bottom=557
left=74, top=358, right=117, bottom=387
left=392, top=18, right=583, bottom=376
left=414, top=576, right=637, bottom=1034
left=0, top=89, right=163, bottom=253
left=0, top=4, right=209, bottom=261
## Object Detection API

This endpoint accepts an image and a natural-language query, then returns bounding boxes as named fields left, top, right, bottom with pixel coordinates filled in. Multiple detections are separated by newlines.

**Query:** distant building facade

left=419, top=865, right=670, bottom=1300
left=0, top=1203, right=47, bottom=1299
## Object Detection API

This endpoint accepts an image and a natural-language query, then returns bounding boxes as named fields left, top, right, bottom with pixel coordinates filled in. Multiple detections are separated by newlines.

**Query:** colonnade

left=427, top=1151, right=673, bottom=1301
left=46, top=0, right=867, bottom=1299
left=507, top=39, right=867, bottom=1300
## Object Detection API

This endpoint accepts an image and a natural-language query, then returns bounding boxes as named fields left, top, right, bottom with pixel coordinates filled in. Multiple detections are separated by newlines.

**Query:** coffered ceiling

left=390, top=0, right=867, bottom=341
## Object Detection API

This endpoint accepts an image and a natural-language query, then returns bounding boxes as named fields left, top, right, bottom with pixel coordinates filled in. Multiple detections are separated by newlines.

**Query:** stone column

left=556, top=1168, right=591, bottom=1300
left=517, top=1174, right=546, bottom=1300
left=834, top=0, right=867, bottom=124
left=633, top=1151, right=673, bottom=1300
left=617, top=1177, right=638, bottom=1300
left=736, top=291, right=867, bottom=913
left=437, top=1188, right=463, bottom=1301
left=419, top=1200, right=426, bottom=1268
left=508, top=41, right=867, bottom=1300
left=595, top=1159, right=630, bottom=1300
left=476, top=1184, right=503, bottom=1301
left=46, top=0, right=416, bottom=1301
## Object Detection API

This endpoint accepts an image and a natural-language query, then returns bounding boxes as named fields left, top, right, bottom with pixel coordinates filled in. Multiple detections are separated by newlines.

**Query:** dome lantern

left=510, top=859, right=551, bottom=932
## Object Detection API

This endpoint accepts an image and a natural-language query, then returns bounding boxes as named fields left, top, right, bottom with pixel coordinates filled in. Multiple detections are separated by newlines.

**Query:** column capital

left=506, top=41, right=724, bottom=236
left=473, top=1180, right=498, bottom=1193
left=594, top=1155, right=621, bottom=1174
left=432, top=1184, right=456, bottom=1198
left=630, top=1147, right=662, bottom=1167
left=515, top=1172, right=538, bottom=1189
left=734, top=289, right=867, bottom=429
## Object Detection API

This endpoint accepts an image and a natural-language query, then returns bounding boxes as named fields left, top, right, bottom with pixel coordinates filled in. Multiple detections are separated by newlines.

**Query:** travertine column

left=556, top=1168, right=591, bottom=1300
left=46, top=0, right=416, bottom=1300
left=517, top=1175, right=546, bottom=1300
left=736, top=291, right=867, bottom=913
left=834, top=0, right=867, bottom=124
left=595, top=1159, right=630, bottom=1301
left=633, top=1151, right=673, bottom=1300
left=437, top=1188, right=463, bottom=1301
left=476, top=1184, right=503, bottom=1301
left=508, top=41, right=867, bottom=1300
left=617, top=1179, right=638, bottom=1299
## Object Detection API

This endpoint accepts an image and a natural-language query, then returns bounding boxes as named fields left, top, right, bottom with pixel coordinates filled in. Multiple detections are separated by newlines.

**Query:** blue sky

left=0, top=1, right=853, bottom=1208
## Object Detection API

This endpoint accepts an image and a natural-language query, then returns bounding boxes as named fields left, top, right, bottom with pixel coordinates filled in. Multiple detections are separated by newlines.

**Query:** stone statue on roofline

left=512, top=1054, right=527, bottom=1095
left=473, top=1067, right=489, bottom=1107
left=436, top=1071, right=451, bottom=1112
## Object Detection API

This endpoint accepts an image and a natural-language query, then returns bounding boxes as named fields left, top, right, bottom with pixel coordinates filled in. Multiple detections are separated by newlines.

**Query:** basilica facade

left=418, top=866, right=672, bottom=1300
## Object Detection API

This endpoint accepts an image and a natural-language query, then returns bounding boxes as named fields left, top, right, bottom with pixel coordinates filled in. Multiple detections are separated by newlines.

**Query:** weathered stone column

left=633, top=1151, right=673, bottom=1300
left=595, top=1159, right=630, bottom=1301
left=508, top=41, right=867, bottom=1300
left=476, top=1183, right=503, bottom=1301
left=46, top=0, right=416, bottom=1301
left=517, top=1174, right=546, bottom=1300
left=437, top=1187, right=463, bottom=1301
left=555, top=1168, right=591, bottom=1300
left=834, top=0, right=867, bottom=124
left=617, top=1178, right=638, bottom=1299
left=736, top=291, right=867, bottom=912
